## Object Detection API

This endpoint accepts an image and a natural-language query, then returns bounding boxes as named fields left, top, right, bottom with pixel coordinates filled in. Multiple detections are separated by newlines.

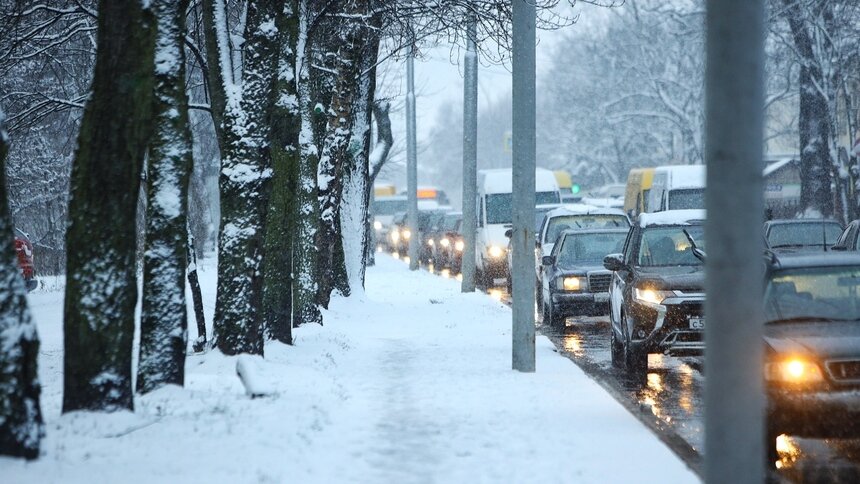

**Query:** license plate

left=689, top=316, right=705, bottom=330
left=594, top=293, right=609, bottom=303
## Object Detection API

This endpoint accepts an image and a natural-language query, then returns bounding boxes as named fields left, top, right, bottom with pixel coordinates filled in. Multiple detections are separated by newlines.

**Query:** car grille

left=588, top=272, right=612, bottom=293
left=826, top=360, right=860, bottom=383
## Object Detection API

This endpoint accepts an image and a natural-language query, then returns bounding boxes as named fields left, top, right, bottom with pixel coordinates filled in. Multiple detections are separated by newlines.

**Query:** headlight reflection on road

left=488, top=289, right=503, bottom=301
left=562, top=334, right=584, bottom=357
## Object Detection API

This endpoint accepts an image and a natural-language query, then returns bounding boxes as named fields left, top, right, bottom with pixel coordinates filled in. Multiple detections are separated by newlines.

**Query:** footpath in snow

left=5, top=254, right=697, bottom=483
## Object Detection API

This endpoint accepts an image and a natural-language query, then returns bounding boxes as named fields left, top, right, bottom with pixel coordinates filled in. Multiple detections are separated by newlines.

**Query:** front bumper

left=768, top=387, right=860, bottom=438
left=629, top=296, right=705, bottom=356
left=551, top=292, right=609, bottom=316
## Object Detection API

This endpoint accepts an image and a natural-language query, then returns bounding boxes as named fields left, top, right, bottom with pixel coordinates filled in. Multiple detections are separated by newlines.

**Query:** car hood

left=764, top=321, right=860, bottom=360
left=555, top=262, right=606, bottom=276
left=634, top=265, right=704, bottom=292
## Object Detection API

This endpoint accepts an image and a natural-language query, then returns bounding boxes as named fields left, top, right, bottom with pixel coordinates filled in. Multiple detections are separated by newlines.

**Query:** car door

left=610, top=228, right=635, bottom=331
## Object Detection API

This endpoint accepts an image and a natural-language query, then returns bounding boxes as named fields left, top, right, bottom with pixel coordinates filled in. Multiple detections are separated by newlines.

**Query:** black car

left=603, top=210, right=707, bottom=380
left=539, top=228, right=628, bottom=327
left=430, top=212, right=462, bottom=269
left=763, top=252, right=860, bottom=465
left=388, top=212, right=409, bottom=255
left=763, top=219, right=843, bottom=252
left=419, top=210, right=448, bottom=263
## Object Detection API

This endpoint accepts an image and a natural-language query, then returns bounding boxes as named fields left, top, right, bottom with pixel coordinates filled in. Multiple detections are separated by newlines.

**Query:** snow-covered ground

left=4, top=254, right=697, bottom=483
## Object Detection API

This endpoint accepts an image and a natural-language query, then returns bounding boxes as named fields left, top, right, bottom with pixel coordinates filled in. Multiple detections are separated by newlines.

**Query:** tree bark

left=214, top=0, right=284, bottom=355
left=63, top=0, right=156, bottom=412
left=262, top=0, right=300, bottom=344
left=187, top=230, right=207, bottom=352
left=138, top=0, right=193, bottom=394
left=0, top=112, right=44, bottom=460
left=201, top=0, right=229, bottom=150
left=364, top=100, right=394, bottom=267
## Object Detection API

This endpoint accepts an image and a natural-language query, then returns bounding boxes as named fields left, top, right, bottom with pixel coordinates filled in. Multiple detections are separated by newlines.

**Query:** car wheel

left=610, top=325, right=623, bottom=368
left=623, top=312, right=647, bottom=381
left=541, top=301, right=551, bottom=325
left=549, top=303, right=565, bottom=329
left=765, top=424, right=779, bottom=470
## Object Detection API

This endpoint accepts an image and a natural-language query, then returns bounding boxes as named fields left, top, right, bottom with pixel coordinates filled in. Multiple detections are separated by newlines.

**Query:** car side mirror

left=504, top=228, right=513, bottom=238
left=541, top=255, right=555, bottom=266
left=603, top=253, right=624, bottom=272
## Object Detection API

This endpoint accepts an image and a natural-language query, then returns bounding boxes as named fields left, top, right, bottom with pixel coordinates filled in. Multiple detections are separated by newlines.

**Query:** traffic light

left=571, top=184, right=581, bottom=194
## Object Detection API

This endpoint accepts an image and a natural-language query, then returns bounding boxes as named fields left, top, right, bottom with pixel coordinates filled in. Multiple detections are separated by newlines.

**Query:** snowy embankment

left=5, top=254, right=697, bottom=483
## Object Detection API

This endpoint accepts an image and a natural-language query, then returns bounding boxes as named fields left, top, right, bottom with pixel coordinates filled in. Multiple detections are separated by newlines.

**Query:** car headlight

left=488, top=245, right=504, bottom=258
left=440, top=238, right=450, bottom=247
left=765, top=358, right=824, bottom=383
left=455, top=240, right=464, bottom=252
left=560, top=276, right=585, bottom=292
left=390, top=230, right=400, bottom=243
left=403, top=229, right=411, bottom=240
left=428, top=239, right=434, bottom=246
left=633, top=287, right=674, bottom=306
left=374, top=220, right=382, bottom=231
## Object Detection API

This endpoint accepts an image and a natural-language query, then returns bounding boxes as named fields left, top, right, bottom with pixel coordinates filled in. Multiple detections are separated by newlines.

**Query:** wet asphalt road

left=401, top=254, right=860, bottom=483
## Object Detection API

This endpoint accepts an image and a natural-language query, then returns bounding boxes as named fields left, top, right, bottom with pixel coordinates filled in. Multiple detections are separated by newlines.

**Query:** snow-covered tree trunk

left=263, top=0, right=300, bottom=344
left=293, top=3, right=322, bottom=327
left=0, top=111, right=43, bottom=460
left=316, top=1, right=368, bottom=307
left=214, top=0, right=284, bottom=355
left=364, top=100, right=394, bottom=268
left=63, top=0, right=156, bottom=412
left=341, top=28, right=379, bottom=290
left=783, top=0, right=835, bottom=217
left=138, top=0, right=193, bottom=394
left=187, top=230, right=207, bottom=352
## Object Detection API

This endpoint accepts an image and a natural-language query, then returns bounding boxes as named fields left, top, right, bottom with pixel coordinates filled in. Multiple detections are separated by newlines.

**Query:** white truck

left=646, top=165, right=706, bottom=212
left=475, top=168, right=560, bottom=288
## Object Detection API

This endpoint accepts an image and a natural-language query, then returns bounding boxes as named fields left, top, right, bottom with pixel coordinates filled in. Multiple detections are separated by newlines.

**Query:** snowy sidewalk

left=5, top=254, right=697, bottom=483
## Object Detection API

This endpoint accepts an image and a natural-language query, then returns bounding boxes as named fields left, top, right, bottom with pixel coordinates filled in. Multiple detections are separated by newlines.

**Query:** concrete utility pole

left=704, top=0, right=765, bottom=481
left=406, top=45, right=419, bottom=271
left=511, top=0, right=536, bottom=372
left=461, top=13, right=478, bottom=293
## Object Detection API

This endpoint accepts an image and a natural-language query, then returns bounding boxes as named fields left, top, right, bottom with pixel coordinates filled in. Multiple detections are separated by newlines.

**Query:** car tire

left=541, top=301, right=551, bottom=325
left=549, top=304, right=565, bottom=329
left=765, top=424, right=779, bottom=470
left=623, top=312, right=647, bottom=381
left=610, top=326, right=623, bottom=368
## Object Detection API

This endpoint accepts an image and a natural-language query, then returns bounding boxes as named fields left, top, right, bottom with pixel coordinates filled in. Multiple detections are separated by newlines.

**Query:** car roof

left=638, top=209, right=706, bottom=228
left=768, top=251, right=860, bottom=270
left=764, top=218, right=842, bottom=227
left=545, top=205, right=628, bottom=218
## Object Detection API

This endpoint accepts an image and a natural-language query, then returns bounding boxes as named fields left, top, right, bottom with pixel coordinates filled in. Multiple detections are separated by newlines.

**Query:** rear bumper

left=768, top=388, right=860, bottom=438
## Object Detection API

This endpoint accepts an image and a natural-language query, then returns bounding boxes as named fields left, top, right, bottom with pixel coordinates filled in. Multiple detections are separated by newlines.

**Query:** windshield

left=443, top=215, right=461, bottom=231
left=667, top=188, right=705, bottom=210
left=765, top=267, right=860, bottom=323
left=373, top=198, right=408, bottom=216
left=557, top=232, right=628, bottom=268
left=637, top=225, right=705, bottom=267
left=486, top=191, right=561, bottom=225
left=767, top=222, right=843, bottom=248
left=545, top=214, right=630, bottom=244
left=535, top=207, right=555, bottom=232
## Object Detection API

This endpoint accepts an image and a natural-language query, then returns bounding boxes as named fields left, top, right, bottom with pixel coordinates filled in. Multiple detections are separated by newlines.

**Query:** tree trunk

left=63, top=0, right=156, bottom=412
left=316, top=2, right=367, bottom=307
left=201, top=0, right=229, bottom=150
left=262, top=0, right=300, bottom=344
left=293, top=2, right=323, bottom=327
left=783, top=0, right=834, bottom=217
left=213, top=0, right=284, bottom=355
left=188, top=230, right=207, bottom=352
left=365, top=100, right=394, bottom=268
left=138, top=0, right=193, bottom=394
left=0, top=113, right=44, bottom=460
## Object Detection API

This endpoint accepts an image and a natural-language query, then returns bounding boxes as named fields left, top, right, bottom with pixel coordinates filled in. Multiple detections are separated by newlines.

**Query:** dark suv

left=762, top=252, right=860, bottom=465
left=603, top=210, right=706, bottom=380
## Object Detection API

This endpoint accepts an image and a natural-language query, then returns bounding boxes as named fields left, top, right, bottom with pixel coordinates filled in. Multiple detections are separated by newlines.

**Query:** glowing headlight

left=440, top=238, right=450, bottom=247
left=488, top=245, right=504, bottom=258
left=428, top=239, right=435, bottom=246
left=561, top=276, right=585, bottom=291
left=403, top=229, right=411, bottom=240
left=374, top=220, right=383, bottom=231
left=390, top=230, right=400, bottom=243
left=455, top=240, right=464, bottom=252
left=633, top=287, right=673, bottom=306
left=765, top=358, right=824, bottom=383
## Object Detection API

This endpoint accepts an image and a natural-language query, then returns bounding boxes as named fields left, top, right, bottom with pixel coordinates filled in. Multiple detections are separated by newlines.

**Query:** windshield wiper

left=683, top=229, right=706, bottom=262
left=766, top=316, right=858, bottom=324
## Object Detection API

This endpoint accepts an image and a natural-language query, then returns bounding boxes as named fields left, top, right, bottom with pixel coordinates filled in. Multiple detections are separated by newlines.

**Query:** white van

left=647, top=165, right=706, bottom=212
left=475, top=168, right=560, bottom=287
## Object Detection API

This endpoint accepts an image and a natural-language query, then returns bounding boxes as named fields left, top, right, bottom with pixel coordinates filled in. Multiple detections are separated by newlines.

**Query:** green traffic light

left=571, top=184, right=581, bottom=194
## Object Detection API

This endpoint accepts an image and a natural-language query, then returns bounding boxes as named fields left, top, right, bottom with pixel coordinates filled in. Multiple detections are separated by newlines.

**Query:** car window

left=637, top=226, right=705, bottom=267
left=767, top=222, right=843, bottom=248
left=557, top=232, right=628, bottom=268
left=545, top=215, right=630, bottom=244
left=765, top=267, right=860, bottom=323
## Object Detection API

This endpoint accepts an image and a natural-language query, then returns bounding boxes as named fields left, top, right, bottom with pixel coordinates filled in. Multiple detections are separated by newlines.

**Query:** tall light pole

left=704, top=0, right=765, bottom=481
left=461, top=13, right=478, bottom=293
left=511, top=0, right=536, bottom=372
left=406, top=44, right=419, bottom=271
